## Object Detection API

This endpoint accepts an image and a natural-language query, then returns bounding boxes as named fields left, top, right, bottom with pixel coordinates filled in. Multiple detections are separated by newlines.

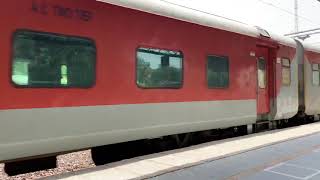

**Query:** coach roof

left=98, top=0, right=296, bottom=47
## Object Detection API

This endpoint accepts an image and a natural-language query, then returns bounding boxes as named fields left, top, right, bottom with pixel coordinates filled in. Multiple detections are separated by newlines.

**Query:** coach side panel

left=0, top=0, right=258, bottom=162
left=304, top=50, right=320, bottom=116
left=271, top=44, right=298, bottom=120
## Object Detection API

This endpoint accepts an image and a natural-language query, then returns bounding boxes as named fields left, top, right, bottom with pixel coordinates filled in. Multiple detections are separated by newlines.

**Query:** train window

left=312, top=64, right=320, bottom=86
left=282, top=58, right=291, bottom=86
left=207, top=55, right=229, bottom=88
left=312, top=64, right=319, bottom=71
left=12, top=31, right=96, bottom=88
left=258, top=57, right=266, bottom=89
left=136, top=47, right=183, bottom=88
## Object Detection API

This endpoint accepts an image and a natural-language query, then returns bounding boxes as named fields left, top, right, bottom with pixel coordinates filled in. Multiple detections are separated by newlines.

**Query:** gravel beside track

left=0, top=150, right=95, bottom=180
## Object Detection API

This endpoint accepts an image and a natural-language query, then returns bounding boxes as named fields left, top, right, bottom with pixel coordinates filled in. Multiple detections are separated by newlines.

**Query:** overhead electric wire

left=158, top=0, right=250, bottom=26
left=285, top=28, right=320, bottom=36
left=308, top=42, right=320, bottom=45
left=157, top=0, right=320, bottom=42
left=291, top=31, right=320, bottom=38
left=256, top=0, right=319, bottom=26
left=161, top=0, right=320, bottom=28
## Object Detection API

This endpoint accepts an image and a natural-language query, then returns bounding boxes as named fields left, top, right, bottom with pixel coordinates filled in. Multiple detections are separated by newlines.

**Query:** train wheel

left=173, top=133, right=191, bottom=148
left=276, top=119, right=289, bottom=129
left=91, top=141, right=147, bottom=166
left=236, top=125, right=249, bottom=136
left=91, top=145, right=117, bottom=165
left=4, top=156, right=57, bottom=176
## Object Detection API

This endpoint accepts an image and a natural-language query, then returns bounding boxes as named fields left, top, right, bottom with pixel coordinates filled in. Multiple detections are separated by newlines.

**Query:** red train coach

left=301, top=43, right=320, bottom=117
left=0, top=0, right=302, bottom=174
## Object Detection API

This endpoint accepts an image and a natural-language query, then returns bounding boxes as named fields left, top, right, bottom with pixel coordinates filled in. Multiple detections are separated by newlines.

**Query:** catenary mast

left=294, top=0, right=299, bottom=32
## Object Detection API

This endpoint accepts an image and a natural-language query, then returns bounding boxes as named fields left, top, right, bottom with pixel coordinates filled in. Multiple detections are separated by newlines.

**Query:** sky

left=168, top=0, right=320, bottom=46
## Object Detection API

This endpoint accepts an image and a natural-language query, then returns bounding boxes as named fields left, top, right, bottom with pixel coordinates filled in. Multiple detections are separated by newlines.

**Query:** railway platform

left=47, top=122, right=320, bottom=180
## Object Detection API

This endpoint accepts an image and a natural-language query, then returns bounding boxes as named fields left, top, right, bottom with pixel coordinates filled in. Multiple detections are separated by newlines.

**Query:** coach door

left=256, top=47, right=270, bottom=114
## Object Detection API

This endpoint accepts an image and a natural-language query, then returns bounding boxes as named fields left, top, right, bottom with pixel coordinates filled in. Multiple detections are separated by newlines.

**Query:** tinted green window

left=136, top=47, right=183, bottom=88
left=12, top=31, right=96, bottom=88
left=207, top=55, right=229, bottom=88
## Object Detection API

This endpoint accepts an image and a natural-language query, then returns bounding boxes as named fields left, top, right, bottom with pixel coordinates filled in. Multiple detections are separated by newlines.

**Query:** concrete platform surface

left=47, top=122, right=320, bottom=180
left=153, top=129, right=320, bottom=180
